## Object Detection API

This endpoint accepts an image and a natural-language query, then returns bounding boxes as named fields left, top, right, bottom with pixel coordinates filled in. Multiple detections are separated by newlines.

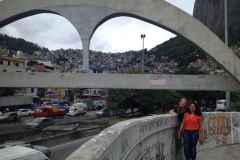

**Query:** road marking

left=50, top=135, right=95, bottom=149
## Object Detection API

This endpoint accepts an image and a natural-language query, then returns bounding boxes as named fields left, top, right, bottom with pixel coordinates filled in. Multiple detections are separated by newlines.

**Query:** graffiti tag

left=121, top=137, right=129, bottom=154
left=208, top=116, right=231, bottom=136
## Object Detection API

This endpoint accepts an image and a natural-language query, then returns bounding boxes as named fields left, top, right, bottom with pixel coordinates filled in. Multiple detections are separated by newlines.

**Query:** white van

left=0, top=146, right=49, bottom=160
left=68, top=103, right=87, bottom=116
left=216, top=99, right=228, bottom=111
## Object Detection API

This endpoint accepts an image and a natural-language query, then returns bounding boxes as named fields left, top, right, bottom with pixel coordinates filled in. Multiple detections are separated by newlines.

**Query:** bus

left=216, top=99, right=228, bottom=111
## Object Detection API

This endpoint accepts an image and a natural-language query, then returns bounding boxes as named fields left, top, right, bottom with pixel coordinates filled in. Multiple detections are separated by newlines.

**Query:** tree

left=107, top=89, right=182, bottom=115
left=175, top=67, right=206, bottom=75
left=232, top=102, right=240, bottom=112
left=0, top=88, right=16, bottom=97
left=175, top=67, right=225, bottom=105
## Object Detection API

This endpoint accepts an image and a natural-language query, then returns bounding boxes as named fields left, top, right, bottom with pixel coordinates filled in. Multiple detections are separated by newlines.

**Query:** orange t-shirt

left=185, top=113, right=200, bottom=130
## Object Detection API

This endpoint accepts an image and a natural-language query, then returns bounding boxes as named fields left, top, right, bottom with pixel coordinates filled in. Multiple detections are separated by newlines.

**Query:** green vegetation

left=0, top=88, right=16, bottom=97
left=0, top=34, right=42, bottom=54
left=229, top=35, right=240, bottom=47
left=231, top=102, right=240, bottom=112
left=175, top=67, right=207, bottom=74
left=148, top=36, right=207, bottom=68
left=108, top=118, right=133, bottom=125
left=107, top=89, right=182, bottom=116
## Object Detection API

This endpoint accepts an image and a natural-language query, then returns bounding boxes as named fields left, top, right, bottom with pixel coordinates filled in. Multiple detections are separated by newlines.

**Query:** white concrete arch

left=0, top=0, right=240, bottom=86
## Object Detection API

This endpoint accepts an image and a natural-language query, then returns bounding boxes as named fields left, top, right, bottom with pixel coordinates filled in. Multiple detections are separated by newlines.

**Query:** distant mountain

left=149, top=0, right=240, bottom=69
left=148, top=36, right=206, bottom=68
left=193, top=0, right=240, bottom=40
left=0, top=34, right=41, bottom=54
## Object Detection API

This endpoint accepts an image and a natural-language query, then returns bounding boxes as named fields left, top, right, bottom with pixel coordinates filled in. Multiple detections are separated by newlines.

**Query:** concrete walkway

left=197, top=143, right=240, bottom=160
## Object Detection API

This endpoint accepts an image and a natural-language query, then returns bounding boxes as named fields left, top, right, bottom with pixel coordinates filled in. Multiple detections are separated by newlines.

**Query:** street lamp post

left=141, top=34, right=146, bottom=73
left=224, top=0, right=230, bottom=109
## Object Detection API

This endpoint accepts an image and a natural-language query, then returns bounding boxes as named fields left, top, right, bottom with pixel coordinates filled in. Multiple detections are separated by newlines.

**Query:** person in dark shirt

left=169, top=97, right=189, bottom=122
left=14, top=113, right=17, bottom=123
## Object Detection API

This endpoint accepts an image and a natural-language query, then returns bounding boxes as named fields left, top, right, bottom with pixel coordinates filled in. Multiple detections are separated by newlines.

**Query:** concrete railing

left=66, top=112, right=240, bottom=160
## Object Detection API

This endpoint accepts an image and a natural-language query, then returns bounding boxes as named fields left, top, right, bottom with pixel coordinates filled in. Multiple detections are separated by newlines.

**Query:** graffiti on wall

left=207, top=116, right=231, bottom=145
left=139, top=141, right=166, bottom=160
left=136, top=129, right=179, bottom=160
left=102, top=149, right=113, bottom=160
left=208, top=116, right=231, bottom=136
left=156, top=142, right=166, bottom=160
left=121, top=137, right=129, bottom=154
left=139, top=118, right=167, bottom=135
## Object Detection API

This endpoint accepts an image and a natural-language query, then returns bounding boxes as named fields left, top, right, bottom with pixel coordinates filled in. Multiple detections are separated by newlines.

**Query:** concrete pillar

left=74, top=93, right=77, bottom=104
left=82, top=39, right=90, bottom=73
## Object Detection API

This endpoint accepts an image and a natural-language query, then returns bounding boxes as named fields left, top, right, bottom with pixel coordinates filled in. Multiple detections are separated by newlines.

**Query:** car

left=25, top=117, right=54, bottom=129
left=94, top=105, right=103, bottom=111
left=62, top=104, right=70, bottom=110
left=0, top=141, right=51, bottom=157
left=0, top=112, right=22, bottom=123
left=0, top=146, right=50, bottom=160
left=17, top=109, right=33, bottom=117
left=96, top=109, right=110, bottom=117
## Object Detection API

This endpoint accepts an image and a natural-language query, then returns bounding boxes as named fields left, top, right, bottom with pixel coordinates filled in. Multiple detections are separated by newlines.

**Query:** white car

left=17, top=109, right=33, bottom=117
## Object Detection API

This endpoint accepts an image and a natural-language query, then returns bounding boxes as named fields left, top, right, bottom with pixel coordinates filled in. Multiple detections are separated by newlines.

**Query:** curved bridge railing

left=66, top=112, right=240, bottom=160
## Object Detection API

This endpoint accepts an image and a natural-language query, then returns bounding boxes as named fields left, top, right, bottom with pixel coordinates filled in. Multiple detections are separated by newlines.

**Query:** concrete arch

left=0, top=0, right=240, bottom=84
left=0, top=10, right=60, bottom=28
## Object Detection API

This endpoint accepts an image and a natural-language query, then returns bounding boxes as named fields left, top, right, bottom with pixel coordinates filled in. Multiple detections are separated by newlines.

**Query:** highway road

left=50, top=136, right=94, bottom=160
left=0, top=111, right=98, bottom=134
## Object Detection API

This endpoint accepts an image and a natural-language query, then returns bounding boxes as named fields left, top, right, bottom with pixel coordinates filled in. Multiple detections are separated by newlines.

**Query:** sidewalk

left=197, top=143, right=240, bottom=160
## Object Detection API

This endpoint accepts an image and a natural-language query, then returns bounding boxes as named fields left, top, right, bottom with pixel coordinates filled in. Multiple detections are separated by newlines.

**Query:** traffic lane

left=0, top=112, right=98, bottom=134
left=50, top=136, right=94, bottom=160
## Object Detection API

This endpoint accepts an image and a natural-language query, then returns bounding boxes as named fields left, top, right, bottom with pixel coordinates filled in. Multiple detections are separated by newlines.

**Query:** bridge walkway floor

left=196, top=143, right=240, bottom=160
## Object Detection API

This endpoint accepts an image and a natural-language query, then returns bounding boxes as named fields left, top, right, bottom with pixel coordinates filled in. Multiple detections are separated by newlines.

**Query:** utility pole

left=141, top=34, right=146, bottom=73
left=224, top=0, right=230, bottom=110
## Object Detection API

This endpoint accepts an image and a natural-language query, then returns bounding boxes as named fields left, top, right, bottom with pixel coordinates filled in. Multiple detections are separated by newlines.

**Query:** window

left=31, top=88, right=34, bottom=93
left=8, top=62, right=10, bottom=65
left=15, top=63, right=19, bottom=67
left=0, top=61, right=3, bottom=64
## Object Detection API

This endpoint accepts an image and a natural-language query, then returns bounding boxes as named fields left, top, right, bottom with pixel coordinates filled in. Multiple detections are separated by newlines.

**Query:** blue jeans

left=184, top=130, right=199, bottom=160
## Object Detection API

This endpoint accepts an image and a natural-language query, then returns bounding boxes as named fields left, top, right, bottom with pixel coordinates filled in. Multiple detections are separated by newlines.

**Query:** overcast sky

left=0, top=0, right=195, bottom=53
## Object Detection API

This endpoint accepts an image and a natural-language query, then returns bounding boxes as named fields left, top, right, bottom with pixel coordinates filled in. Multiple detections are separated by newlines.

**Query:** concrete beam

left=0, top=72, right=239, bottom=92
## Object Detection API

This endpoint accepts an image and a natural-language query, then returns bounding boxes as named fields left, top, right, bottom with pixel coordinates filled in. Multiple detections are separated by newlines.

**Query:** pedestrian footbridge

left=66, top=112, right=240, bottom=160
left=0, top=72, right=240, bottom=91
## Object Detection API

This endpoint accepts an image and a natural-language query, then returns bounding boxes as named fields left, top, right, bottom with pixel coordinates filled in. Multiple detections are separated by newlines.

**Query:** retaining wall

left=29, top=126, right=108, bottom=147
left=0, top=128, right=41, bottom=143
left=66, top=112, right=240, bottom=160
left=0, top=96, right=33, bottom=107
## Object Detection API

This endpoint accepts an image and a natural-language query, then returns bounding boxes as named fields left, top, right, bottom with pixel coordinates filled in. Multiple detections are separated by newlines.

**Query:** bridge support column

left=82, top=39, right=90, bottom=73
